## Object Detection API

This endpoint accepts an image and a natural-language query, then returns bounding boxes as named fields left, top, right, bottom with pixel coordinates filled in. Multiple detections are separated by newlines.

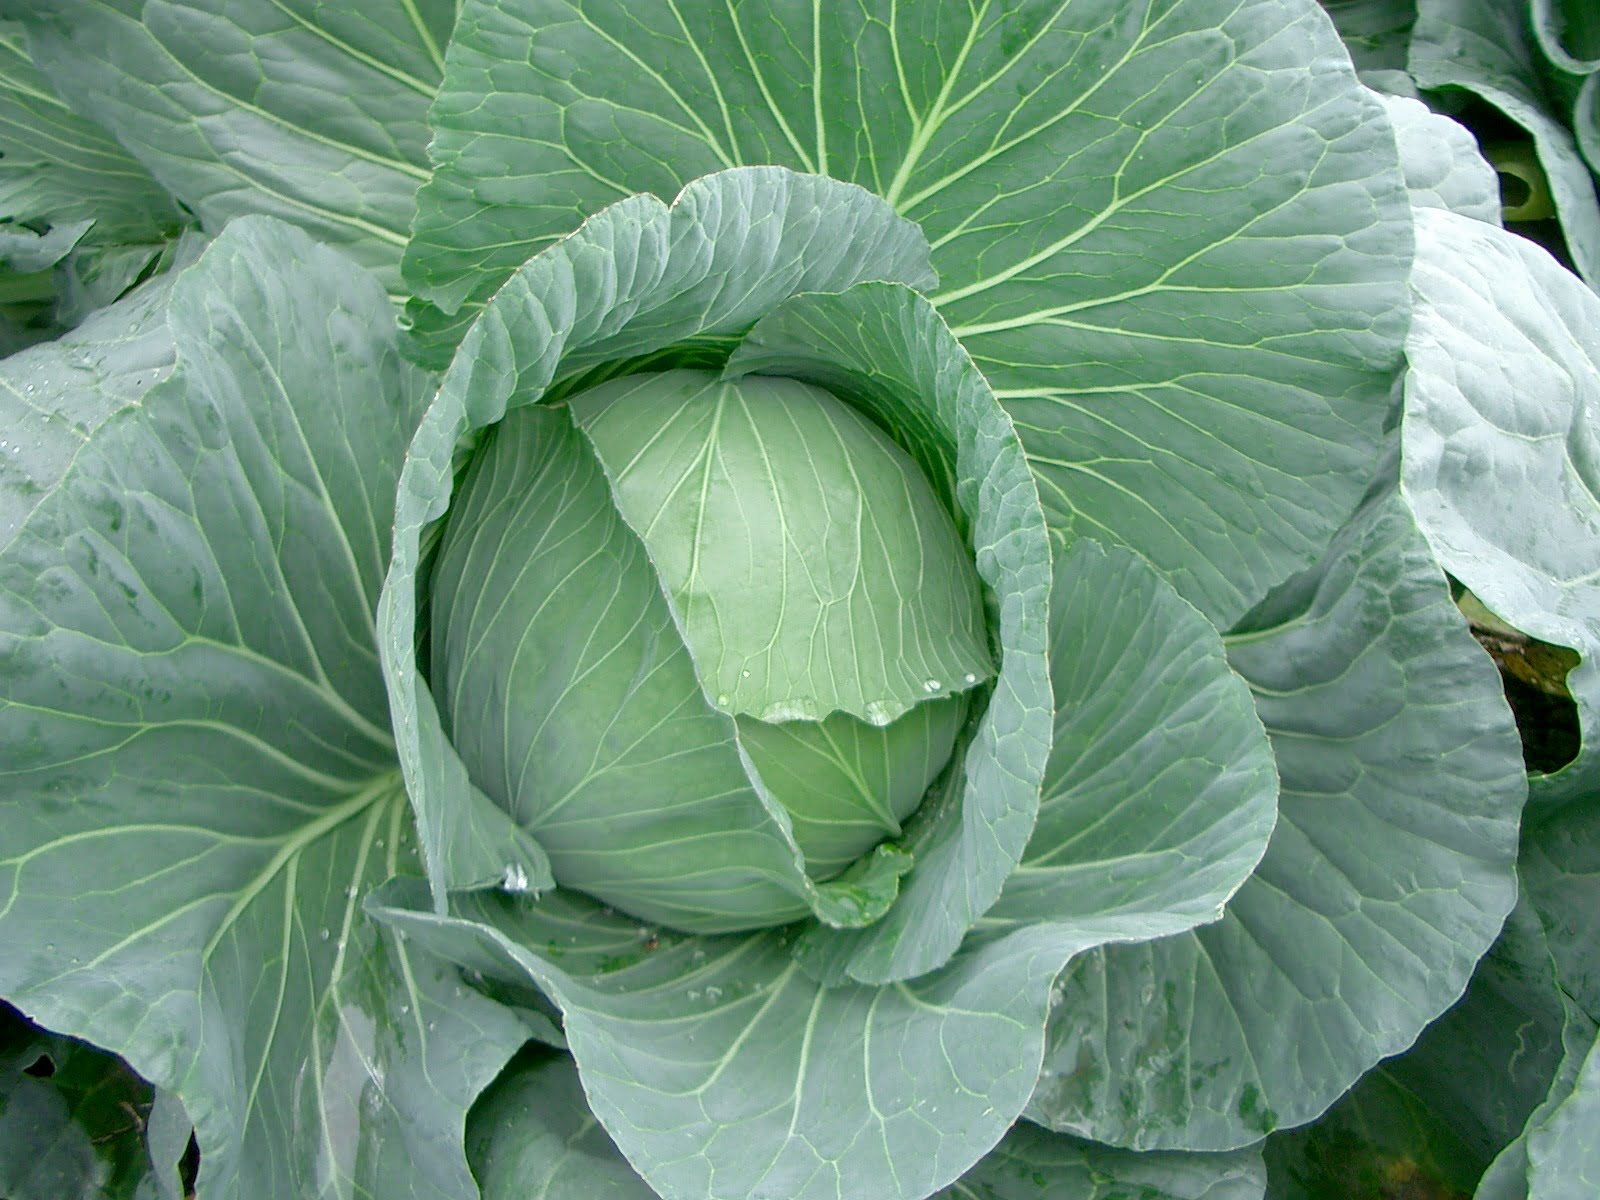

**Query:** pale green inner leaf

left=569, top=369, right=994, bottom=725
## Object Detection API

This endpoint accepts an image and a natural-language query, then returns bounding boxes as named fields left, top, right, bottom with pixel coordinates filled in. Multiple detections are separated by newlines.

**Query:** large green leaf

left=372, top=875, right=1248, bottom=1200
left=0, top=249, right=181, bottom=551
left=1521, top=799, right=1600, bottom=1022
left=8, top=0, right=456, bottom=291
left=0, top=20, right=183, bottom=353
left=1473, top=801, right=1600, bottom=1197
left=1378, top=91, right=1504, bottom=223
left=1523, top=1032, right=1600, bottom=1197
left=1411, top=0, right=1600, bottom=286
left=467, top=1049, right=658, bottom=1200
left=0, top=22, right=181, bottom=237
left=1262, top=897, right=1594, bottom=1198
left=1402, top=207, right=1600, bottom=805
left=465, top=1048, right=1268, bottom=1200
left=0, top=217, right=528, bottom=1198
left=472, top=1050, right=1268, bottom=1200
left=406, top=0, right=1411, bottom=628
left=932, top=1124, right=1264, bottom=1200
left=1027, top=478, right=1526, bottom=1149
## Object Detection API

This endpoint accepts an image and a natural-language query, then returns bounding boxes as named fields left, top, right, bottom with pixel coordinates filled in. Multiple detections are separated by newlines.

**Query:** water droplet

left=399, top=1004, right=410, bottom=1015
left=1139, top=984, right=1154, bottom=1004
left=924, top=679, right=941, bottom=692
left=344, top=885, right=358, bottom=899
left=704, top=985, right=723, bottom=1002
left=716, top=694, right=730, bottom=706
left=691, top=948, right=707, bottom=964
left=687, top=990, right=702, bottom=1001
left=427, top=1021, right=437, bottom=1032
left=319, top=928, right=331, bottom=942
left=964, top=672, right=977, bottom=684
left=741, top=669, right=751, bottom=677
left=502, top=862, right=530, bottom=892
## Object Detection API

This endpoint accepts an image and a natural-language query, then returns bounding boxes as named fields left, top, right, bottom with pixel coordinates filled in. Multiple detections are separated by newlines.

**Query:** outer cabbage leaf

left=1402, top=207, right=1600, bottom=805
left=0, top=219, right=91, bottom=274
left=465, top=1048, right=1267, bottom=1200
left=931, top=1124, right=1265, bottom=1200
left=1521, top=799, right=1600, bottom=1022
left=0, top=217, right=529, bottom=1199
left=1531, top=0, right=1600, bottom=77
left=1026, top=477, right=1526, bottom=1149
left=7, top=0, right=456, bottom=291
left=468, top=1050, right=1269, bottom=1200
left=466, top=1050, right=658, bottom=1200
left=1522, top=1032, right=1600, bottom=1197
left=1579, top=72, right=1600, bottom=178
left=0, top=250, right=183, bottom=551
left=1262, top=897, right=1594, bottom=1198
left=1473, top=797, right=1600, bottom=1197
left=0, top=21, right=182, bottom=352
left=1411, top=0, right=1600, bottom=285
left=405, top=0, right=1411, bottom=629
left=1378, top=92, right=1504, bottom=223
left=0, top=22, right=182, bottom=238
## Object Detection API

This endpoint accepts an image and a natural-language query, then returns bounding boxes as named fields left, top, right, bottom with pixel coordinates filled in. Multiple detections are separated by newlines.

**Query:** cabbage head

left=368, top=167, right=1294, bottom=1199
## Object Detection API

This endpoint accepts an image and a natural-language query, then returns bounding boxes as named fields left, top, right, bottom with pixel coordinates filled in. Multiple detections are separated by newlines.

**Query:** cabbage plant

left=0, top=1, right=1550, bottom=1198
